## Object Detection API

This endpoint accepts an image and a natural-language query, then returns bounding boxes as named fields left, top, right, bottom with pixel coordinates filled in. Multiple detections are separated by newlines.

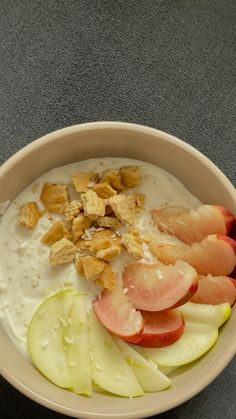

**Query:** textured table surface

left=0, top=1, right=235, bottom=418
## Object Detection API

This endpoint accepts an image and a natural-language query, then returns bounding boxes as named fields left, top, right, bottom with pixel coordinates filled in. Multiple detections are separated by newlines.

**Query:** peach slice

left=149, top=235, right=236, bottom=276
left=152, top=205, right=234, bottom=244
left=190, top=275, right=236, bottom=306
left=93, top=288, right=144, bottom=343
left=136, top=310, right=185, bottom=348
left=123, top=260, right=198, bottom=312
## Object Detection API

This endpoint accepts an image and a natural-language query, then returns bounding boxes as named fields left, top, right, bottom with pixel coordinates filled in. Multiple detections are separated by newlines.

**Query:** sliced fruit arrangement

left=149, top=235, right=236, bottom=276
left=152, top=205, right=234, bottom=244
left=179, top=302, right=231, bottom=328
left=123, top=260, right=198, bottom=311
left=190, top=275, right=236, bottom=306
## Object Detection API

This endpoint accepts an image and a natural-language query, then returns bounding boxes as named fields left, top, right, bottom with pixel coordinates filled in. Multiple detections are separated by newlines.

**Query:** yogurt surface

left=0, top=158, right=200, bottom=356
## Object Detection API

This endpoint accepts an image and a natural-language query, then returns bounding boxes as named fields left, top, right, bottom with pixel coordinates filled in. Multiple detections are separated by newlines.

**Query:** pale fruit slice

left=152, top=205, right=234, bottom=244
left=123, top=260, right=198, bottom=311
left=190, top=275, right=236, bottom=306
left=115, top=338, right=171, bottom=392
left=133, top=323, right=218, bottom=366
left=28, top=289, right=76, bottom=389
left=88, top=310, right=144, bottom=397
left=93, top=288, right=144, bottom=343
left=179, top=302, right=231, bottom=328
left=66, top=293, right=92, bottom=395
left=149, top=234, right=236, bottom=276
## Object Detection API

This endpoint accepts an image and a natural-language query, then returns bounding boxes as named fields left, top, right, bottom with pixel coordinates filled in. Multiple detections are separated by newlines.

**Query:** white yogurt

left=0, top=158, right=200, bottom=356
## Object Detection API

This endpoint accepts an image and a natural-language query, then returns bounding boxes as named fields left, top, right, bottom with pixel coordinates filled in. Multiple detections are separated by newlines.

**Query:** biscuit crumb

left=18, top=202, right=41, bottom=229
left=96, top=216, right=121, bottom=229
left=97, top=264, right=116, bottom=291
left=72, top=214, right=92, bottom=241
left=76, top=229, right=121, bottom=253
left=109, top=194, right=137, bottom=225
left=41, top=221, right=71, bottom=245
left=49, top=238, right=77, bottom=265
left=76, top=256, right=106, bottom=280
left=120, top=166, right=141, bottom=188
left=96, top=244, right=121, bottom=261
left=135, top=193, right=145, bottom=209
left=122, top=233, right=144, bottom=259
left=101, top=169, right=125, bottom=192
left=92, top=182, right=117, bottom=199
left=81, top=190, right=105, bottom=219
left=65, top=200, right=83, bottom=222
left=40, top=183, right=69, bottom=214
left=71, top=172, right=98, bottom=193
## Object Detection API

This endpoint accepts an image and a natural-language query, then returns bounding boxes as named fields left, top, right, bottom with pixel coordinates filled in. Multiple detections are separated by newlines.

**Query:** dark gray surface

left=0, top=0, right=235, bottom=418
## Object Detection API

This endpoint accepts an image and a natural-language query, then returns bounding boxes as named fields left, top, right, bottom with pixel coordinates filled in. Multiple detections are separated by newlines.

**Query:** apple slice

left=93, top=288, right=144, bottom=343
left=88, top=311, right=143, bottom=397
left=190, top=275, right=236, bottom=306
left=123, top=260, right=198, bottom=312
left=28, top=289, right=92, bottom=394
left=115, top=338, right=171, bottom=391
left=133, top=322, right=218, bottom=366
left=136, top=309, right=185, bottom=347
left=179, top=302, right=231, bottom=328
left=152, top=205, right=234, bottom=244
left=149, top=234, right=236, bottom=276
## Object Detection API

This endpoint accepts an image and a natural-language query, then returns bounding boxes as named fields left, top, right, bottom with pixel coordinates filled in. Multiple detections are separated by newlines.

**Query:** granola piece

left=97, top=264, right=116, bottom=291
left=120, top=166, right=141, bottom=188
left=96, top=245, right=121, bottom=261
left=109, top=193, right=137, bottom=225
left=40, top=183, right=69, bottom=214
left=65, top=200, right=83, bottom=222
left=92, top=182, right=117, bottom=199
left=41, top=221, right=71, bottom=245
left=122, top=233, right=144, bottom=259
left=81, top=190, right=105, bottom=219
left=71, top=172, right=98, bottom=193
left=76, top=256, right=106, bottom=280
left=76, top=229, right=121, bottom=252
left=96, top=216, right=121, bottom=229
left=101, top=169, right=125, bottom=192
left=18, top=202, right=41, bottom=229
left=72, top=214, right=92, bottom=241
left=49, top=238, right=77, bottom=265
left=135, top=193, right=145, bottom=209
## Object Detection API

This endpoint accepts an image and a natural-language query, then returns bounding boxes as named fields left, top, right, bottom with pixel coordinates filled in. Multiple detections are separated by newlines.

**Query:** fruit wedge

left=136, top=309, right=185, bottom=347
left=115, top=338, right=171, bottom=391
left=123, top=260, right=198, bottom=311
left=149, top=234, right=236, bottom=276
left=190, top=275, right=236, bottom=306
left=28, top=289, right=92, bottom=394
left=179, top=302, right=231, bottom=328
left=133, top=322, right=218, bottom=366
left=152, top=205, right=234, bottom=244
left=93, top=288, right=144, bottom=343
left=88, top=310, right=143, bottom=397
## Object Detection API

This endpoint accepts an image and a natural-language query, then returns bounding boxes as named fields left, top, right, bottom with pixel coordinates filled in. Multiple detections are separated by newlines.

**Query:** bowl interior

left=0, top=122, right=235, bottom=419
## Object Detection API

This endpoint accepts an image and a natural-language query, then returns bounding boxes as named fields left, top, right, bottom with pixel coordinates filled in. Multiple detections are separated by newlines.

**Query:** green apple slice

left=133, top=323, right=218, bottom=366
left=88, top=311, right=144, bottom=397
left=179, top=302, right=231, bottom=328
left=115, top=338, right=171, bottom=392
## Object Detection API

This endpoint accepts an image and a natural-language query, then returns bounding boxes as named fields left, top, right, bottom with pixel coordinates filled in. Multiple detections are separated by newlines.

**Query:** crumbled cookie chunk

left=41, top=221, right=71, bottom=245
left=120, top=166, right=141, bottom=188
left=49, top=238, right=77, bottom=265
left=76, top=229, right=120, bottom=252
left=92, top=182, right=117, bottom=199
left=97, top=264, right=116, bottom=291
left=135, top=193, right=145, bottom=209
left=96, top=244, right=121, bottom=261
left=72, top=214, right=92, bottom=241
left=71, top=172, right=98, bottom=193
left=96, top=216, right=121, bottom=229
left=101, top=169, right=125, bottom=192
left=65, top=200, right=83, bottom=222
left=109, top=194, right=137, bottom=225
left=76, top=256, right=106, bottom=280
left=18, top=202, right=41, bottom=229
left=81, top=190, right=105, bottom=219
left=40, top=183, right=69, bottom=214
left=122, top=233, right=144, bottom=259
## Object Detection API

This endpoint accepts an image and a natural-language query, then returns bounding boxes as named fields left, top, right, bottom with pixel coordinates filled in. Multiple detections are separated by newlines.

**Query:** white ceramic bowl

left=0, top=122, right=235, bottom=418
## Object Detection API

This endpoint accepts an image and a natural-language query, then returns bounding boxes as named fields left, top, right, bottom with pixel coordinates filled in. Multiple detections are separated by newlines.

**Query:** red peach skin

left=93, top=288, right=144, bottom=343
left=152, top=205, right=234, bottom=244
left=123, top=260, right=198, bottom=312
left=135, top=310, right=185, bottom=348
left=149, top=235, right=236, bottom=276
left=191, top=275, right=236, bottom=306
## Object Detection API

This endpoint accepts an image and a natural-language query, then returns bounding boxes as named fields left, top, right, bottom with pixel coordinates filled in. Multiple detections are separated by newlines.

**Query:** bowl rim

left=0, top=121, right=236, bottom=418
